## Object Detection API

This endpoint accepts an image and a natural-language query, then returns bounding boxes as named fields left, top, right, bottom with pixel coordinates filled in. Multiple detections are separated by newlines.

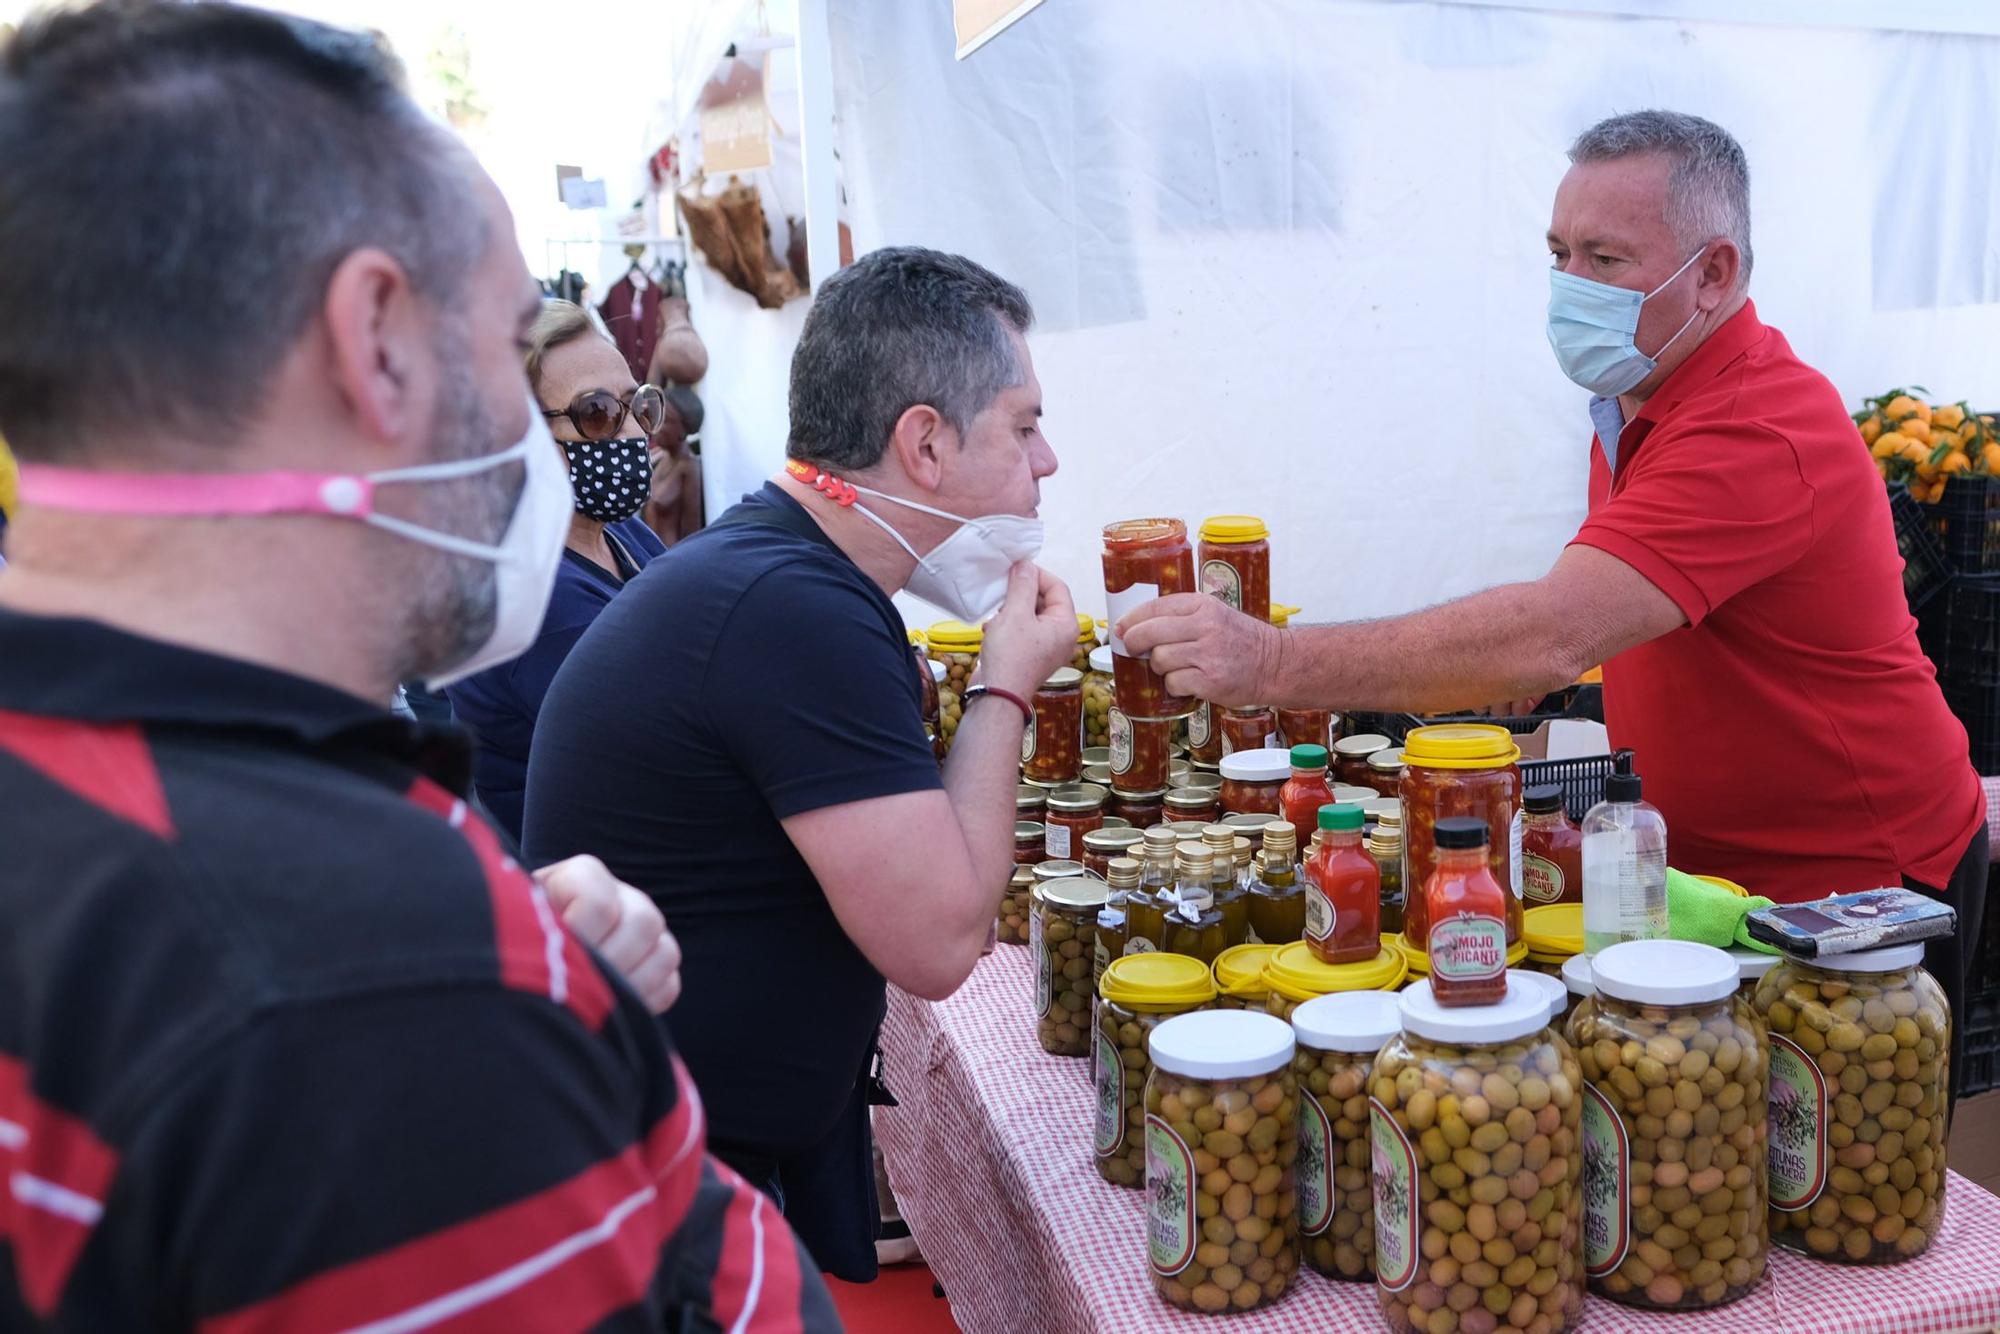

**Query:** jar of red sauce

left=1275, top=707, right=1333, bottom=752
left=1423, top=817, right=1509, bottom=1006
left=1102, top=518, right=1197, bottom=721
left=1330, top=733, right=1391, bottom=788
left=1363, top=747, right=1405, bottom=798
left=1186, top=701, right=1223, bottom=765
left=1519, top=784, right=1583, bottom=907
left=1022, top=668, right=1083, bottom=785
left=1218, top=749, right=1290, bottom=819
left=1108, top=786, right=1167, bottom=829
left=1304, top=803, right=1379, bottom=965
left=1197, top=514, right=1271, bottom=623
left=1082, top=827, right=1144, bottom=879
left=1278, top=744, right=1335, bottom=851
left=1399, top=725, right=1522, bottom=954
left=1163, top=787, right=1220, bottom=825
left=1109, top=709, right=1173, bottom=793
left=1043, top=783, right=1107, bottom=861
left=1219, top=705, right=1279, bottom=757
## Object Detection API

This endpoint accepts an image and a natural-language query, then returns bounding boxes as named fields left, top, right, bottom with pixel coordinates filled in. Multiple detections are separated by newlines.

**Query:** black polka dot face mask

left=560, top=436, right=651, bottom=522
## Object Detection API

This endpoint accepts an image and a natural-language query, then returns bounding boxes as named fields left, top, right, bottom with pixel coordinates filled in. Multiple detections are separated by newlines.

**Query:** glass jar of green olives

left=1032, top=876, right=1109, bottom=1057
left=1096, top=953, right=1216, bottom=1188
left=1290, top=990, right=1404, bottom=1282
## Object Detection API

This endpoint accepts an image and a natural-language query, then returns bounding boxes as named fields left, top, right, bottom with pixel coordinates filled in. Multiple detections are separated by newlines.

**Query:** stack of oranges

left=1856, top=389, right=2000, bottom=503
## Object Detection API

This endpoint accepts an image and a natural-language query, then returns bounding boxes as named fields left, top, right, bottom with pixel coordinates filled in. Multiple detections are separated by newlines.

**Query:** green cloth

left=1666, top=867, right=1781, bottom=954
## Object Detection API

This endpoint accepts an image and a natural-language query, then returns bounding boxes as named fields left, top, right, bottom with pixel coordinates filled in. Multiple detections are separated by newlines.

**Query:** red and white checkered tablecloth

left=876, top=945, right=2000, bottom=1334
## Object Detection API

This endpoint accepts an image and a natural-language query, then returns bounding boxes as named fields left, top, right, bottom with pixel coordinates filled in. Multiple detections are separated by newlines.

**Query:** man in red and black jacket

left=0, top=4, right=837, bottom=1330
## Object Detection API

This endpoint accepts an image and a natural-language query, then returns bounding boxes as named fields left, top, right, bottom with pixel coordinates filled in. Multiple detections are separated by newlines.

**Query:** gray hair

left=1568, top=110, right=1752, bottom=284
left=787, top=246, right=1033, bottom=473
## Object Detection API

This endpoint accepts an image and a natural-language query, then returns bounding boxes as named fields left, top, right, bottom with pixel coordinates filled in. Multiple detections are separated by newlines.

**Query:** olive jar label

left=1581, top=1082, right=1632, bottom=1277
left=1297, top=1092, right=1336, bottom=1236
left=1030, top=904, right=1051, bottom=1019
left=1370, top=1096, right=1421, bottom=1292
left=1093, top=1029, right=1124, bottom=1155
left=1145, top=1114, right=1198, bottom=1276
left=1768, top=1033, right=1829, bottom=1210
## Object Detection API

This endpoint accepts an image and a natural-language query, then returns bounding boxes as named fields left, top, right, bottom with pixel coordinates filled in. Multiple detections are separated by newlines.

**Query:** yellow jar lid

left=1522, top=903, right=1584, bottom=956
left=907, top=629, right=927, bottom=648
left=1076, top=612, right=1097, bottom=644
left=1212, top=943, right=1279, bottom=997
left=1199, top=515, right=1270, bottom=544
left=1261, top=941, right=1407, bottom=1001
left=1401, top=723, right=1522, bottom=770
left=1399, top=935, right=1530, bottom=975
left=1269, top=602, right=1301, bottom=627
left=1101, top=952, right=1219, bottom=1010
left=927, top=619, right=984, bottom=651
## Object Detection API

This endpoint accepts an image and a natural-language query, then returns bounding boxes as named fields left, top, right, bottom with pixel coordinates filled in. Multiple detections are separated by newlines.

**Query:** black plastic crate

left=1916, top=574, right=2000, bottom=775
left=1929, top=472, right=2000, bottom=574
left=1964, top=868, right=2000, bottom=1097
left=1346, top=687, right=1600, bottom=748
left=1889, top=482, right=1954, bottom=611
left=1520, top=755, right=1615, bottom=823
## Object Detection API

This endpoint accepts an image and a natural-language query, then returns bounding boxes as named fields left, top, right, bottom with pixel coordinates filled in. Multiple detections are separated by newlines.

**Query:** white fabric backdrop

left=698, top=0, right=2000, bottom=629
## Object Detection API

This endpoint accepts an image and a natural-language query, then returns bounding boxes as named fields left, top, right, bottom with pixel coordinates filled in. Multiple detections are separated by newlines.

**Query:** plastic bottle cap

left=1035, top=877, right=1109, bottom=911
left=1731, top=948, right=1780, bottom=983
left=1219, top=750, right=1292, bottom=782
left=1317, top=803, right=1365, bottom=832
left=1143, top=825, right=1181, bottom=850
left=1801, top=942, right=1928, bottom=973
left=1201, top=823, right=1236, bottom=848
left=1290, top=990, right=1404, bottom=1053
left=1088, top=646, right=1114, bottom=674
left=1591, top=940, right=1737, bottom=1005
left=1398, top=977, right=1551, bottom=1044
left=1101, top=952, right=1219, bottom=1010
left=1434, top=816, right=1489, bottom=850
left=1289, top=744, right=1330, bottom=769
left=1604, top=748, right=1642, bottom=803
left=1149, top=1008, right=1296, bottom=1080
left=1041, top=667, right=1083, bottom=690
left=1562, top=953, right=1594, bottom=998
left=1523, top=784, right=1565, bottom=816
left=1107, top=857, right=1143, bottom=889
left=1505, top=969, right=1570, bottom=1025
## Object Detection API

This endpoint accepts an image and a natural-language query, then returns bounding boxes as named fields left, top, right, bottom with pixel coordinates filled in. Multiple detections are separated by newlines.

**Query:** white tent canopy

left=673, top=0, right=2000, bottom=628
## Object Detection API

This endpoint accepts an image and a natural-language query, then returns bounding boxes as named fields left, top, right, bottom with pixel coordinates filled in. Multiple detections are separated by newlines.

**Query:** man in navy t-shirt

left=525, top=247, right=1078, bottom=1279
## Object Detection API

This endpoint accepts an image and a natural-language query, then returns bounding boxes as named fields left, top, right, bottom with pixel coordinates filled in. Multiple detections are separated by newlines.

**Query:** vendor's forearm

left=1269, top=581, right=1584, bottom=714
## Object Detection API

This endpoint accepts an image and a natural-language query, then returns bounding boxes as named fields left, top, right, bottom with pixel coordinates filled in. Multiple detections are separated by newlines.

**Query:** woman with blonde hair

left=445, top=300, right=669, bottom=843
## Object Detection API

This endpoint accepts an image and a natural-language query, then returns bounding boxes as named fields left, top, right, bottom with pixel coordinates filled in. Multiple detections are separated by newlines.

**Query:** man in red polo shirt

left=1122, top=110, right=1986, bottom=1081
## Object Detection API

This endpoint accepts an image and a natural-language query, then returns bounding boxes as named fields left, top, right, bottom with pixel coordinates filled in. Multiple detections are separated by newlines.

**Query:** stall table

left=877, top=946, right=2000, bottom=1334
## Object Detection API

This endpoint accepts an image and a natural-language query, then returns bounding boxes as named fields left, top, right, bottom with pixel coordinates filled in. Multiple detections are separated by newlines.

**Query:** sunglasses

left=541, top=383, right=668, bottom=442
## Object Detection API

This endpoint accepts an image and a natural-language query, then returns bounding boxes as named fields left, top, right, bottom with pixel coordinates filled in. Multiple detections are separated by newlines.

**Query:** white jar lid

left=1088, top=646, right=1114, bottom=674
left=1398, top=978, right=1551, bottom=1044
left=1590, top=940, right=1738, bottom=1005
left=1506, top=969, right=1569, bottom=1025
left=1291, top=991, right=1403, bottom=1053
left=1149, top=1008, right=1296, bottom=1080
left=1731, top=948, right=1780, bottom=983
left=1562, top=953, right=1594, bottom=998
left=1803, top=942, right=1927, bottom=973
left=1219, top=750, right=1292, bottom=783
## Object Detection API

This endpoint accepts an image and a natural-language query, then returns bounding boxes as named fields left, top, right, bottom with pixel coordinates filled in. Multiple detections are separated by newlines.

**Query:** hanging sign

left=954, top=0, right=1045, bottom=60
left=701, top=91, right=772, bottom=173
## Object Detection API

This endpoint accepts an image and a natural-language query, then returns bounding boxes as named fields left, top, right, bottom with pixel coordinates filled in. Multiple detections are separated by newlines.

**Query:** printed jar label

left=1305, top=884, right=1333, bottom=945
left=1123, top=936, right=1156, bottom=955
left=1428, top=913, right=1508, bottom=981
left=1146, top=1114, right=1198, bottom=1275
left=1768, top=1033, right=1829, bottom=1210
left=1298, top=1093, right=1336, bottom=1236
left=1031, top=904, right=1051, bottom=1018
left=1045, top=823, right=1072, bottom=860
left=1522, top=853, right=1565, bottom=905
left=1109, top=709, right=1134, bottom=774
left=1094, top=1028, right=1125, bottom=1155
left=1187, top=702, right=1212, bottom=749
left=1370, top=1097, right=1421, bottom=1292
left=1509, top=810, right=1525, bottom=899
left=1105, top=582, right=1159, bottom=657
left=1202, top=558, right=1244, bottom=610
left=1020, top=715, right=1037, bottom=765
left=1582, top=1082, right=1631, bottom=1276
left=1092, top=933, right=1110, bottom=981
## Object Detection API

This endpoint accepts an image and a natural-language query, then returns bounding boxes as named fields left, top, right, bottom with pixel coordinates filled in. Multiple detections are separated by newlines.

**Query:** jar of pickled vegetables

left=1364, top=748, right=1405, bottom=799
left=1213, top=943, right=1280, bottom=1011
left=1022, top=668, right=1084, bottom=785
left=1260, top=939, right=1407, bottom=1023
left=1000, top=865, right=1035, bottom=948
left=1290, top=990, right=1405, bottom=1282
left=926, top=619, right=981, bottom=755
left=1184, top=767, right=1224, bottom=793
left=1332, top=733, right=1391, bottom=787
left=1097, top=953, right=1217, bottom=1187
left=1219, top=705, right=1278, bottom=758
left=1753, top=943, right=1949, bottom=1265
left=1568, top=940, right=1768, bottom=1309
left=1145, top=1009, right=1298, bottom=1313
left=1400, top=724, right=1524, bottom=953
left=1082, top=827, right=1144, bottom=880
left=1103, top=518, right=1198, bottom=721
left=1084, top=647, right=1115, bottom=751
left=1043, top=783, right=1108, bottom=861
left=1110, top=710, right=1174, bottom=794
left=1372, top=980, right=1586, bottom=1333
left=1197, top=514, right=1272, bottom=623
left=1277, top=707, right=1335, bottom=753
left=1032, top=877, right=1108, bottom=1057
left=1220, top=749, right=1290, bottom=819
left=1733, top=950, right=1778, bottom=1005
left=1164, top=787, right=1221, bottom=825
left=1017, top=783, right=1047, bottom=824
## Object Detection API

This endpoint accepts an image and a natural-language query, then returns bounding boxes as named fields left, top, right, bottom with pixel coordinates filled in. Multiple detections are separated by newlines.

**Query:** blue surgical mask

left=1546, top=248, right=1705, bottom=397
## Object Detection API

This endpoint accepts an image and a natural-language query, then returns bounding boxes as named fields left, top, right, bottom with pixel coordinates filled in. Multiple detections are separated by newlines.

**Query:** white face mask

left=17, top=396, right=572, bottom=690
left=846, top=482, right=1044, bottom=624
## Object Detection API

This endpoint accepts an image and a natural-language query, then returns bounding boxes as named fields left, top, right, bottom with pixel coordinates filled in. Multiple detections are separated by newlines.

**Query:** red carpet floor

left=825, top=1263, right=959, bottom=1332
